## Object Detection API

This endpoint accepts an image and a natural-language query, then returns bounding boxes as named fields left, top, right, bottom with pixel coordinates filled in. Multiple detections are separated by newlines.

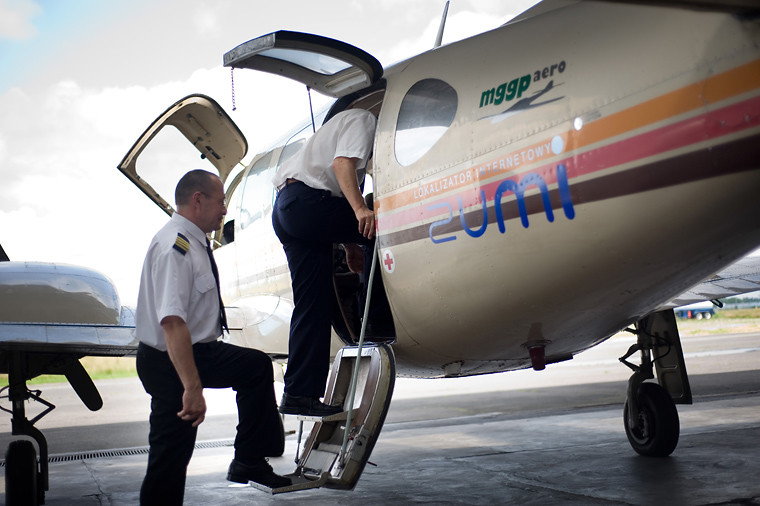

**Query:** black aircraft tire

left=623, top=382, right=680, bottom=457
left=5, top=440, right=38, bottom=506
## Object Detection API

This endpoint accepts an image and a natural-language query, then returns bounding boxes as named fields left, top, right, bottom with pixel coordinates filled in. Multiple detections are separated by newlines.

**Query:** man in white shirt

left=272, top=108, right=378, bottom=417
left=136, top=170, right=289, bottom=505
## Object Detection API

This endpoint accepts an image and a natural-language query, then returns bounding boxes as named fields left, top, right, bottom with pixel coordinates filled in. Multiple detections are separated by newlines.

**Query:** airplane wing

left=0, top=261, right=137, bottom=354
left=0, top=260, right=137, bottom=407
left=0, top=315, right=136, bottom=356
left=0, top=260, right=137, bottom=503
left=661, top=253, right=760, bottom=308
left=0, top=318, right=135, bottom=413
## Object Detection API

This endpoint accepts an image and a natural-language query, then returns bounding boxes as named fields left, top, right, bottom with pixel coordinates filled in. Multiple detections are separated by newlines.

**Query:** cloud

left=0, top=62, right=332, bottom=304
left=381, top=9, right=521, bottom=67
left=0, top=0, right=41, bottom=40
left=0, top=78, right=186, bottom=302
left=191, top=1, right=221, bottom=36
left=0, top=0, right=542, bottom=305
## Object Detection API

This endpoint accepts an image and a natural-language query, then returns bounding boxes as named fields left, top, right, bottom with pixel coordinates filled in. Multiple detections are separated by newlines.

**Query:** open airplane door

left=223, top=30, right=383, bottom=98
left=223, top=29, right=388, bottom=342
left=117, top=94, right=248, bottom=216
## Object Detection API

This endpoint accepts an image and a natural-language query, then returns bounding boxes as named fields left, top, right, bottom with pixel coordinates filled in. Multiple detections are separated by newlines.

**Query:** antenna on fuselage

left=434, top=1, right=450, bottom=48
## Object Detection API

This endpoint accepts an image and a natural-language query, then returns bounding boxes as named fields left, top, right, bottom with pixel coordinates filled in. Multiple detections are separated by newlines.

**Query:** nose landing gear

left=623, top=381, right=680, bottom=456
left=619, top=309, right=692, bottom=457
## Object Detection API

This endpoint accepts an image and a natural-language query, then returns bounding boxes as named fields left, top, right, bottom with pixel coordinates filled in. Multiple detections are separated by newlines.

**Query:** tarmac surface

left=1, top=329, right=759, bottom=505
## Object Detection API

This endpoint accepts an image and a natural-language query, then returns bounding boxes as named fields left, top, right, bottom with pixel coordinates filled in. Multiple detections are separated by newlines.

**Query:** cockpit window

left=270, top=106, right=332, bottom=172
left=239, top=152, right=274, bottom=229
left=278, top=137, right=307, bottom=169
left=394, top=78, right=458, bottom=166
left=219, top=170, right=245, bottom=245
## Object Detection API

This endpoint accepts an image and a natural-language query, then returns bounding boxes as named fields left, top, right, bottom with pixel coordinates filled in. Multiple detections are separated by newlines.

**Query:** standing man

left=272, top=108, right=377, bottom=417
left=135, top=170, right=290, bottom=505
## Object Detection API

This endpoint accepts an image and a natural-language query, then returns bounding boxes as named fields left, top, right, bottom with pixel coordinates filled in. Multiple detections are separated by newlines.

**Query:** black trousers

left=271, top=181, right=371, bottom=398
left=136, top=341, right=283, bottom=506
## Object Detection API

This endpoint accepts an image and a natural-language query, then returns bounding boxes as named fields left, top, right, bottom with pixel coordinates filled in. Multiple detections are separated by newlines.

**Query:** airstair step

left=296, top=410, right=347, bottom=423
left=315, top=443, right=342, bottom=454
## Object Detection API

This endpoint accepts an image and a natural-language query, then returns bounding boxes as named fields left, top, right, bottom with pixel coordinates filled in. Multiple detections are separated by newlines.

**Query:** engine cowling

left=0, top=262, right=121, bottom=325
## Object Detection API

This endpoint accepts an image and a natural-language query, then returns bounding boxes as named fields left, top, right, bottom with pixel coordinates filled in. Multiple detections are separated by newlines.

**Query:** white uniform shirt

left=272, top=109, right=376, bottom=196
left=135, top=213, right=221, bottom=351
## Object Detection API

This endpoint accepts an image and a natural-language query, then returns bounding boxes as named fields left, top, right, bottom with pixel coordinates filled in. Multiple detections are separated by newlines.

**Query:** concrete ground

left=1, top=331, right=759, bottom=505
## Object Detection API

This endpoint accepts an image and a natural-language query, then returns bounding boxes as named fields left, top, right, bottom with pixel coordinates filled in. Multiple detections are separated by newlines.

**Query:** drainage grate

left=0, top=439, right=234, bottom=466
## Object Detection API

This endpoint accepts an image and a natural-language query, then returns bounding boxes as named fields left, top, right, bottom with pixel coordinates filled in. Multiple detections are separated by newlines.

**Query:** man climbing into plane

left=272, top=107, right=390, bottom=417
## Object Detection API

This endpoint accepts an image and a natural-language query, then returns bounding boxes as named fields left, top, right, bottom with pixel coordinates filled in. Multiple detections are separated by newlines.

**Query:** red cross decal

left=384, top=253, right=394, bottom=271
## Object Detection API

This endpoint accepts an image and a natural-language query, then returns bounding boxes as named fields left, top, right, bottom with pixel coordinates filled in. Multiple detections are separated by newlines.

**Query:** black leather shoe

left=279, top=393, right=342, bottom=417
left=227, top=458, right=291, bottom=488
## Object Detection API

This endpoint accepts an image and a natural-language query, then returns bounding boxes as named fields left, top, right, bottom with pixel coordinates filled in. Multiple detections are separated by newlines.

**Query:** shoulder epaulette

left=173, top=233, right=190, bottom=255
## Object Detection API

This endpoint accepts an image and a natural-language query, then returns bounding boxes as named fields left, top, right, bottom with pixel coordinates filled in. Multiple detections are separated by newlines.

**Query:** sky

left=0, top=0, right=541, bottom=305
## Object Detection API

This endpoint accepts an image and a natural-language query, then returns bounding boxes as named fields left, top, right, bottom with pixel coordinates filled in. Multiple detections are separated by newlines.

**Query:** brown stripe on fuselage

left=378, top=132, right=760, bottom=248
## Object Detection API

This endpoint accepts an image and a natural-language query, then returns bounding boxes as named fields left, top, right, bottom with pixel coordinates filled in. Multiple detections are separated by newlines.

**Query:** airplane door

left=223, top=31, right=383, bottom=98
left=118, top=93, right=249, bottom=304
left=118, top=93, right=248, bottom=217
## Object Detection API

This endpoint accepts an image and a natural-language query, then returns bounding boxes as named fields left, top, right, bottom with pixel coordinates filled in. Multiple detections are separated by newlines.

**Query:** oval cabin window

left=394, top=78, right=458, bottom=166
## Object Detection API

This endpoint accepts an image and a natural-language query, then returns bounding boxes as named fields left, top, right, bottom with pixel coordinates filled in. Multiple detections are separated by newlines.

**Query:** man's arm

left=333, top=156, right=375, bottom=239
left=161, top=315, right=206, bottom=427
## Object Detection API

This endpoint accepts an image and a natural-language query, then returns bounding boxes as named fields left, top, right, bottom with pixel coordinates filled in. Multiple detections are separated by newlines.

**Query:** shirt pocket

left=194, top=272, right=216, bottom=294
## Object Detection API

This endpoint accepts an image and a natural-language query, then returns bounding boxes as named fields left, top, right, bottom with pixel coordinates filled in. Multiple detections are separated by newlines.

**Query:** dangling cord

left=230, top=67, right=237, bottom=111
left=307, top=86, right=316, bottom=133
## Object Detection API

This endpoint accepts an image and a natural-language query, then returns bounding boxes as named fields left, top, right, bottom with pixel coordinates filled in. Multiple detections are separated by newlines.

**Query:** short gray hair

left=175, top=170, right=216, bottom=206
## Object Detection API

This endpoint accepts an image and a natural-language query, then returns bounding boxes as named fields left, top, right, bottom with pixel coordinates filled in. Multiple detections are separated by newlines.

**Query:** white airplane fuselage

left=214, top=2, right=760, bottom=378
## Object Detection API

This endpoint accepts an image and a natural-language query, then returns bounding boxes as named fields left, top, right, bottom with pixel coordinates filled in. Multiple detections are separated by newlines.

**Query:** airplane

left=116, top=0, right=760, bottom=492
left=3, top=0, right=760, bottom=501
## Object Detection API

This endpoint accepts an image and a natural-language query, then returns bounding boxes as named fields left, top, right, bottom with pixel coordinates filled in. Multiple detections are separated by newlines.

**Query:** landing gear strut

left=619, top=309, right=692, bottom=457
left=1, top=349, right=106, bottom=505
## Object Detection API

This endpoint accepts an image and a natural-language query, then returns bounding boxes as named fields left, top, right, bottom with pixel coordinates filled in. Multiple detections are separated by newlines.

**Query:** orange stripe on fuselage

left=376, top=58, right=760, bottom=216
left=577, top=59, right=760, bottom=153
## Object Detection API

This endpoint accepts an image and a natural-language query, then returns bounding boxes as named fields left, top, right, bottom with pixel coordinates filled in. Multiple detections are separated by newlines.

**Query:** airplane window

left=239, top=152, right=274, bottom=229
left=395, top=79, right=458, bottom=166
left=218, top=170, right=246, bottom=245
left=271, top=107, right=330, bottom=173
left=225, top=171, right=245, bottom=219
left=261, top=48, right=351, bottom=75
left=278, top=138, right=306, bottom=169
